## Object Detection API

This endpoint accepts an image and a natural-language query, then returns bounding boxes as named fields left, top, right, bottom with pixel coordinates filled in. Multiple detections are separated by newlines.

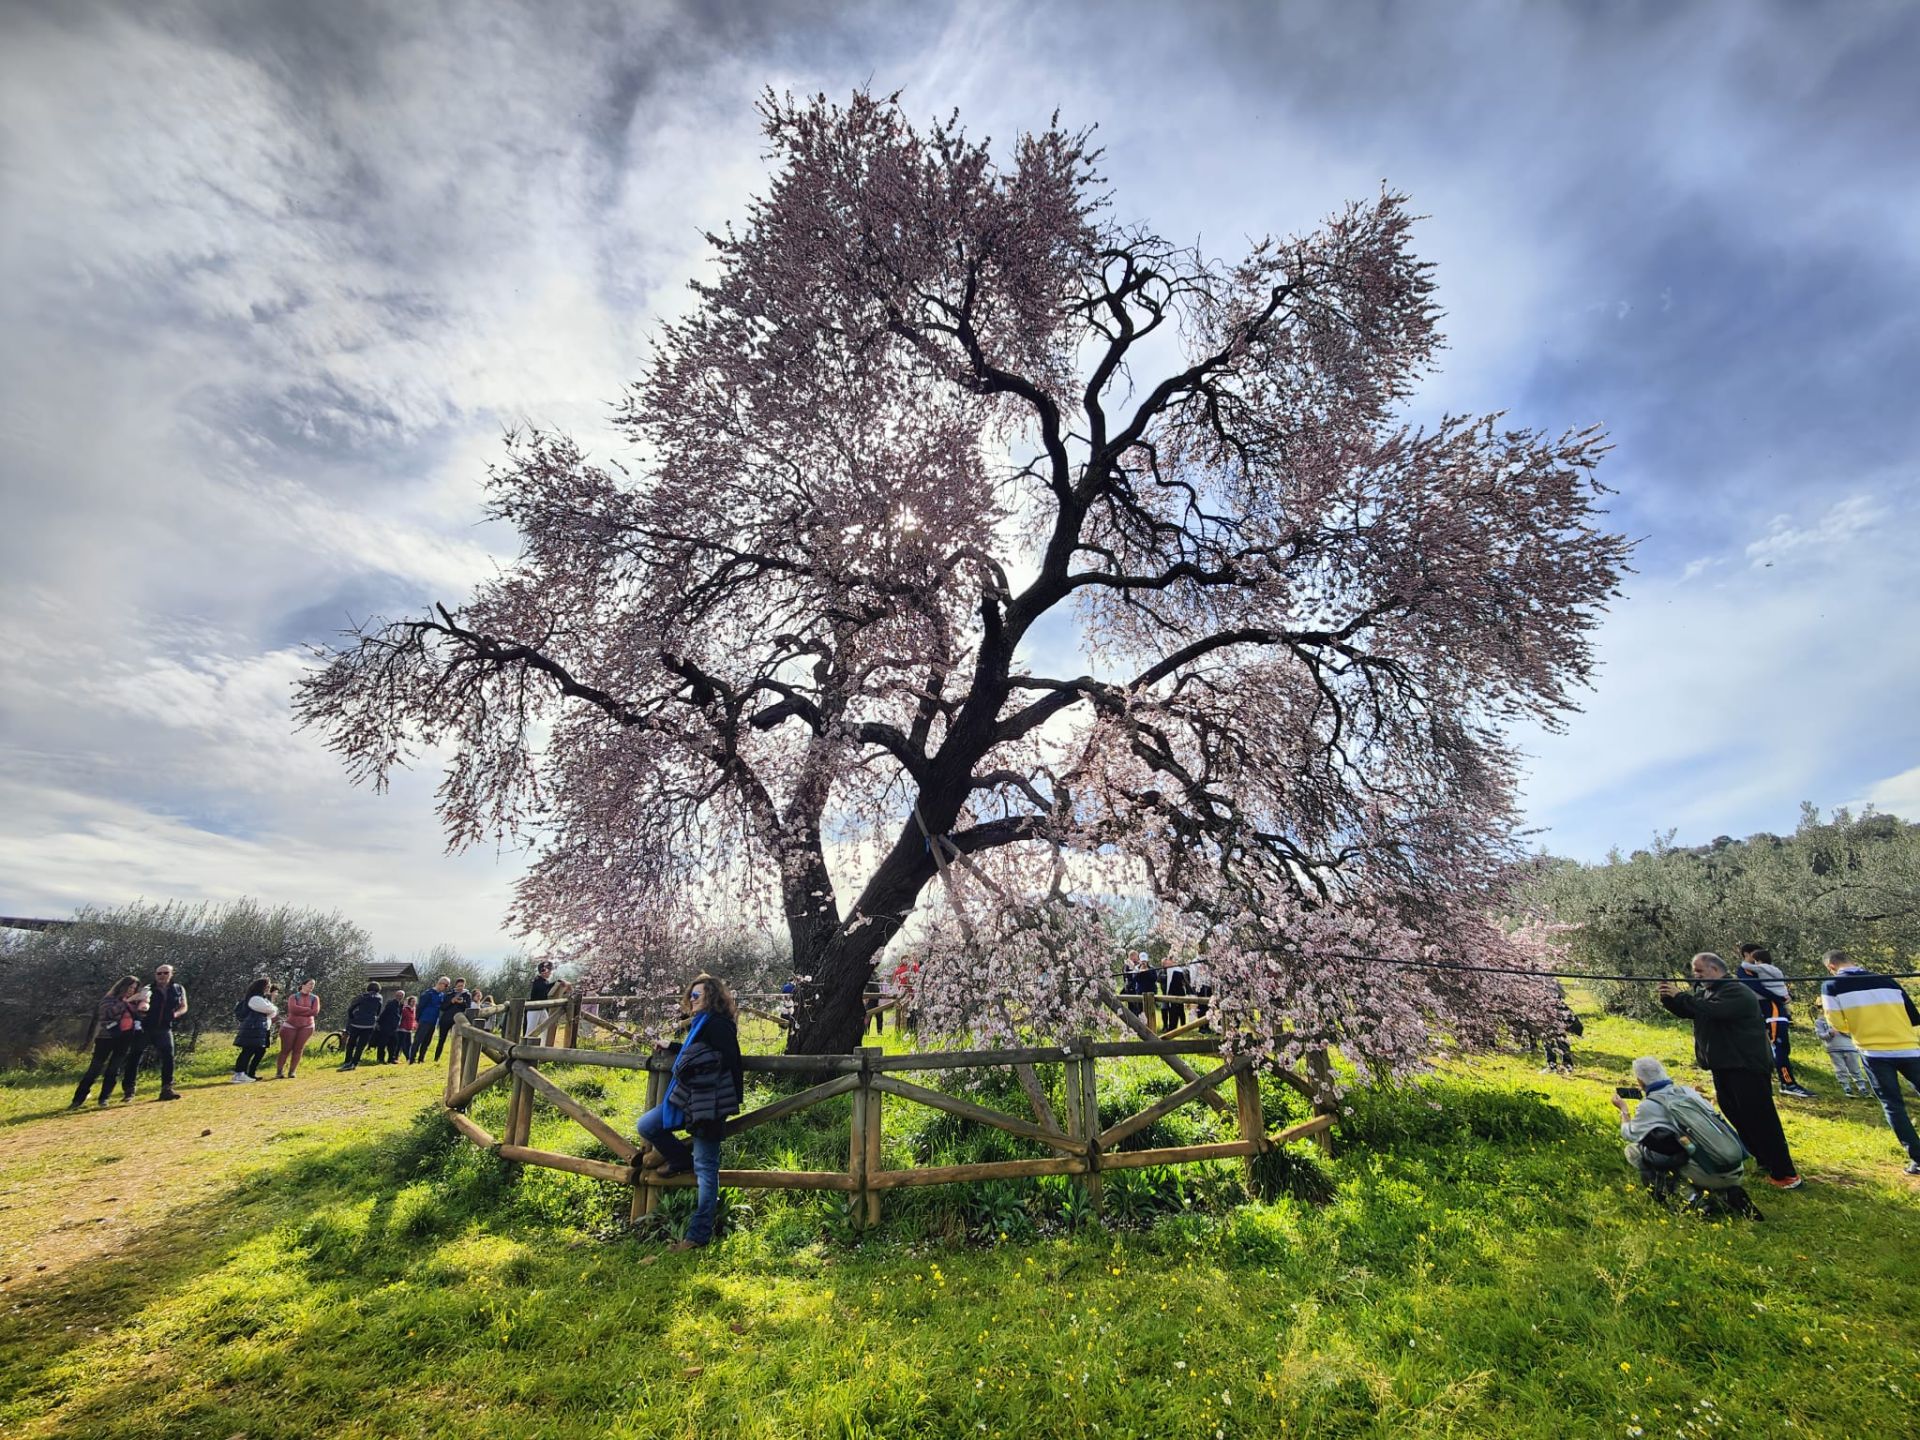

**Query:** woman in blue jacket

left=636, top=973, right=744, bottom=1252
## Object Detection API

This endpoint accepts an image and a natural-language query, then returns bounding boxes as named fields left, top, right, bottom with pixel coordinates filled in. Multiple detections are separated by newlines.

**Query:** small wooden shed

left=363, top=960, right=420, bottom=987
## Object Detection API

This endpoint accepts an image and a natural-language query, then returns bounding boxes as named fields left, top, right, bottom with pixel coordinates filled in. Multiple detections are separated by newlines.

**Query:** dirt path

left=0, top=1056, right=446, bottom=1289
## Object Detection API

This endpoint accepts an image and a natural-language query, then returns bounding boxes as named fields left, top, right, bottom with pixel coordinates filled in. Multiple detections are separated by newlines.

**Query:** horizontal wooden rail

left=870, top=1155, right=1085, bottom=1189
left=1102, top=1139, right=1259, bottom=1170
left=499, top=1144, right=632, bottom=1183
left=1086, top=1038, right=1223, bottom=1059
left=871, top=1045, right=1075, bottom=1072
left=512, top=1041, right=863, bottom=1075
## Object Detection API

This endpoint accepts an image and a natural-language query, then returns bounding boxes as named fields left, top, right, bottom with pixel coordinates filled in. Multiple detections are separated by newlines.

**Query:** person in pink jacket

left=276, top=979, right=321, bottom=1079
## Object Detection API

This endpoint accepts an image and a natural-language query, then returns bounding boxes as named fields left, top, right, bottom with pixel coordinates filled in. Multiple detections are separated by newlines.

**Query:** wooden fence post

left=460, top=1025, right=482, bottom=1090
left=1233, top=1062, right=1266, bottom=1186
left=861, top=1045, right=884, bottom=1229
left=1076, top=1038, right=1102, bottom=1215
left=564, top=994, right=582, bottom=1049
left=443, top=1026, right=460, bottom=1106
left=502, top=1001, right=530, bottom=1151
left=849, top=1048, right=874, bottom=1232
left=1063, top=1047, right=1084, bottom=1149
left=632, top=1062, right=667, bottom=1223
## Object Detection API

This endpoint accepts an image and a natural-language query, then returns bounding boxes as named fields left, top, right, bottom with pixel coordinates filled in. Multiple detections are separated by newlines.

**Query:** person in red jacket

left=397, top=995, right=419, bottom=1063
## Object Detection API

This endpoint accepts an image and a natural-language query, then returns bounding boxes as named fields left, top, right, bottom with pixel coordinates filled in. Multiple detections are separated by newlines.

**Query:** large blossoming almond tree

left=297, top=91, right=1626, bottom=1065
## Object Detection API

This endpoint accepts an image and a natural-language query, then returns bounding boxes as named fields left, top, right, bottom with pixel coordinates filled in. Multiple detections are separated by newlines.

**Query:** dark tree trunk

left=783, top=827, right=942, bottom=1054
left=785, top=926, right=890, bottom=1055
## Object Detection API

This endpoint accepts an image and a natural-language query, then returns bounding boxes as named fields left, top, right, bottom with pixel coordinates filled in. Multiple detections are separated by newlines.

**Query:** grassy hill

left=2, top=1003, right=1916, bottom=1438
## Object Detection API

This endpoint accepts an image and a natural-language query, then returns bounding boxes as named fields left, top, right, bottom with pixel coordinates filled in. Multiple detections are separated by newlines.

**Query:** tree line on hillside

left=1524, top=805, right=1920, bottom=1018
left=0, top=899, right=485, bottom=1064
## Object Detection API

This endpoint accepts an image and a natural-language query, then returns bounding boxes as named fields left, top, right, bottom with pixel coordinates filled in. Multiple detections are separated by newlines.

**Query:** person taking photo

left=1659, top=952, right=1801, bottom=1189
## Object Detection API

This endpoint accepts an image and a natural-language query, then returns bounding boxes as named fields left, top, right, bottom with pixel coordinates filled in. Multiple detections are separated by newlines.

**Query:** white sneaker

left=231, top=1073, right=247, bottom=1083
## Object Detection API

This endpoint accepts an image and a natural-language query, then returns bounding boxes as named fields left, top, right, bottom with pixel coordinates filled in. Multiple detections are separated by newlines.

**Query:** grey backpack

left=1661, top=1087, right=1748, bottom=1174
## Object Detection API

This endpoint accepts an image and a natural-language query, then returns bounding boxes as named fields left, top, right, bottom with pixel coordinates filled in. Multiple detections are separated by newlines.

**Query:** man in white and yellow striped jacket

left=1821, top=951, right=1920, bottom=1175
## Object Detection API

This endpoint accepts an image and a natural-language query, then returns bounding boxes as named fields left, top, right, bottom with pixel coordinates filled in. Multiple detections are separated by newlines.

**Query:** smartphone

left=1615, top=1086, right=1642, bottom=1100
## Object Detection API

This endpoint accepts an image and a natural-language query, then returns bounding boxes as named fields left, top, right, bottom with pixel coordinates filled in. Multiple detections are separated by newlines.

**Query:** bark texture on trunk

left=783, top=833, right=939, bottom=1054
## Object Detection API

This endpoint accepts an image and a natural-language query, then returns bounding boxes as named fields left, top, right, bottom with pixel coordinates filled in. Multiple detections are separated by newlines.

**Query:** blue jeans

left=1864, top=1056, right=1920, bottom=1163
left=636, top=1102, right=722, bottom=1244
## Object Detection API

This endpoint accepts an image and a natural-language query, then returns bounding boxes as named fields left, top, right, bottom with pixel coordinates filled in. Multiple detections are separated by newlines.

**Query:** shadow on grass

left=0, top=1105, right=706, bottom=1438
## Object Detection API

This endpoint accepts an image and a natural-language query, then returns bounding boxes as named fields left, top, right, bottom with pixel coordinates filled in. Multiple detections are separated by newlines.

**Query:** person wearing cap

left=1821, top=950, right=1920, bottom=1175
left=1659, top=952, right=1802, bottom=1189
left=341, top=982, right=382, bottom=1070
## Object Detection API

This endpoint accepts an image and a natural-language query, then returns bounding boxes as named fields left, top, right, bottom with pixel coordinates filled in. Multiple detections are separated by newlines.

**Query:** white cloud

left=0, top=775, right=525, bottom=961
left=1519, top=486, right=1920, bottom=853
left=1744, top=494, right=1888, bottom=569
left=1864, top=765, right=1920, bottom=821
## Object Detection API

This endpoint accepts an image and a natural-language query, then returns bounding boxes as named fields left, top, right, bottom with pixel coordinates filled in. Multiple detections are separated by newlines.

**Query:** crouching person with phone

left=635, top=974, right=744, bottom=1253
left=1614, top=1056, right=1761, bottom=1218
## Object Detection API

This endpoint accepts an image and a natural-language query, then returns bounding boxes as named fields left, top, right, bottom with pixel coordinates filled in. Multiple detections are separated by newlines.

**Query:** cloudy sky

left=3, top=0, right=1916, bottom=963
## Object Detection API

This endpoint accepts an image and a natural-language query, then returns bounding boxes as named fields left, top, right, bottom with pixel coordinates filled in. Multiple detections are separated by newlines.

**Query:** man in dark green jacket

left=1659, top=952, right=1801, bottom=1188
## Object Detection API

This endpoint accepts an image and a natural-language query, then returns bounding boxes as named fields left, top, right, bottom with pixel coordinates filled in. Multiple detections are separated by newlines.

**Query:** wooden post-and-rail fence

left=439, top=1001, right=1336, bottom=1231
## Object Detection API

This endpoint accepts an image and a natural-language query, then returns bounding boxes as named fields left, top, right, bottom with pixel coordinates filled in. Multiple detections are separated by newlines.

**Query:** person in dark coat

left=70, top=976, right=142, bottom=1108
left=1659, top=952, right=1801, bottom=1188
left=230, top=978, right=277, bottom=1082
left=342, top=982, right=382, bottom=1070
left=374, top=987, right=405, bottom=1063
left=434, top=977, right=473, bottom=1060
left=635, top=972, right=744, bottom=1252
left=133, top=963, right=189, bottom=1101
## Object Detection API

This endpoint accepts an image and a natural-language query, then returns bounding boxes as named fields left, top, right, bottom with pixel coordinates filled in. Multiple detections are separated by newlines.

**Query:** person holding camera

left=1658, top=952, right=1801, bottom=1189
left=1613, top=1055, right=1756, bottom=1214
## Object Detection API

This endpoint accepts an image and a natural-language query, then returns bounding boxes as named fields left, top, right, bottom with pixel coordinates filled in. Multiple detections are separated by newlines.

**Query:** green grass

left=2, top=1005, right=1917, bottom=1438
